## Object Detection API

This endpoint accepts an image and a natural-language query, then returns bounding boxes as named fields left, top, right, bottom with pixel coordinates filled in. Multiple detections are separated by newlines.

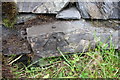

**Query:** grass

left=5, top=41, right=120, bottom=78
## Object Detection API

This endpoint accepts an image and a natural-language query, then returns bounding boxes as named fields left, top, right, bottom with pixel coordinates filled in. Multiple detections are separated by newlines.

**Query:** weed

left=6, top=40, right=119, bottom=78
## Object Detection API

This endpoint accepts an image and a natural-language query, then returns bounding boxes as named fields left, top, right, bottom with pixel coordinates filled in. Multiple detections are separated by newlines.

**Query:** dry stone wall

left=17, top=1, right=120, bottom=19
left=17, top=0, right=70, bottom=14
left=1, top=1, right=120, bottom=58
left=76, top=1, right=120, bottom=19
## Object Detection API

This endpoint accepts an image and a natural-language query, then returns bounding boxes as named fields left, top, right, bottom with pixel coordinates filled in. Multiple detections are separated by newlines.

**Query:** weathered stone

left=27, top=20, right=119, bottom=58
left=108, top=2, right=120, bottom=19
left=0, top=25, right=2, bottom=52
left=33, top=1, right=69, bottom=14
left=16, top=14, right=37, bottom=24
left=0, top=20, right=1, bottom=25
left=17, top=2, right=41, bottom=13
left=56, top=7, right=81, bottom=19
left=0, top=2, right=2, bottom=25
left=2, top=26, right=31, bottom=55
left=17, top=0, right=69, bottom=14
left=76, top=1, right=120, bottom=19
left=76, top=2, right=91, bottom=19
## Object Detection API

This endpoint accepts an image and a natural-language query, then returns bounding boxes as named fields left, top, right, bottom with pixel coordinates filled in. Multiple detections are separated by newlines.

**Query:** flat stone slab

left=27, top=20, right=119, bottom=58
left=2, top=26, right=31, bottom=55
left=56, top=7, right=81, bottom=19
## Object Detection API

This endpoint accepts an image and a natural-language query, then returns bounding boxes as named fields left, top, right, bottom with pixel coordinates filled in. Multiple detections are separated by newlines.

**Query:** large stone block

left=27, top=20, right=119, bottom=58
left=76, top=1, right=120, bottom=19
left=17, top=0, right=69, bottom=14
left=2, top=26, right=31, bottom=55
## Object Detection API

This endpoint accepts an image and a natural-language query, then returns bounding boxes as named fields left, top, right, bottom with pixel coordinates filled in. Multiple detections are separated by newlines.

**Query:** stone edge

left=1, top=0, right=119, bottom=2
left=0, top=1, right=2, bottom=79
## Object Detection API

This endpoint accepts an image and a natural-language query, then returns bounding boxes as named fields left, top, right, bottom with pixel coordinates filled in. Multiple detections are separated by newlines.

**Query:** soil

left=15, top=14, right=57, bottom=30
left=15, top=14, right=120, bottom=30
left=2, top=65, right=14, bottom=78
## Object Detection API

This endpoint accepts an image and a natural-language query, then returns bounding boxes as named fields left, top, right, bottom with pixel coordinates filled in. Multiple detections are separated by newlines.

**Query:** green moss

left=2, top=2, right=18, bottom=28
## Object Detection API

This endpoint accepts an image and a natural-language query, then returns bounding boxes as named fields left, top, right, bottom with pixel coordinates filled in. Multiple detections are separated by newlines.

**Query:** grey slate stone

left=76, top=1, right=120, bottom=19
left=0, top=2, right=1, bottom=24
left=109, top=2, right=120, bottom=19
left=0, top=25, right=2, bottom=52
left=27, top=20, right=119, bottom=58
left=16, top=14, right=37, bottom=24
left=56, top=7, right=81, bottom=19
left=17, top=2, right=41, bottom=13
left=17, top=0, right=69, bottom=14
left=76, top=2, right=94, bottom=19
left=17, top=1, right=120, bottom=19
left=2, top=26, right=31, bottom=55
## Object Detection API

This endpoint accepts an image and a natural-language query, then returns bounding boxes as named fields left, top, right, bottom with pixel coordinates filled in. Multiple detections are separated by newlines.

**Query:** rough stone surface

left=17, top=0, right=69, bottom=14
left=17, top=1, right=120, bottom=19
left=0, top=25, right=2, bottom=52
left=56, top=7, right=81, bottom=19
left=2, top=26, right=31, bottom=55
left=16, top=14, right=37, bottom=24
left=17, top=2, right=41, bottom=13
left=0, top=2, right=1, bottom=24
left=76, top=1, right=120, bottom=19
left=27, top=20, right=119, bottom=58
